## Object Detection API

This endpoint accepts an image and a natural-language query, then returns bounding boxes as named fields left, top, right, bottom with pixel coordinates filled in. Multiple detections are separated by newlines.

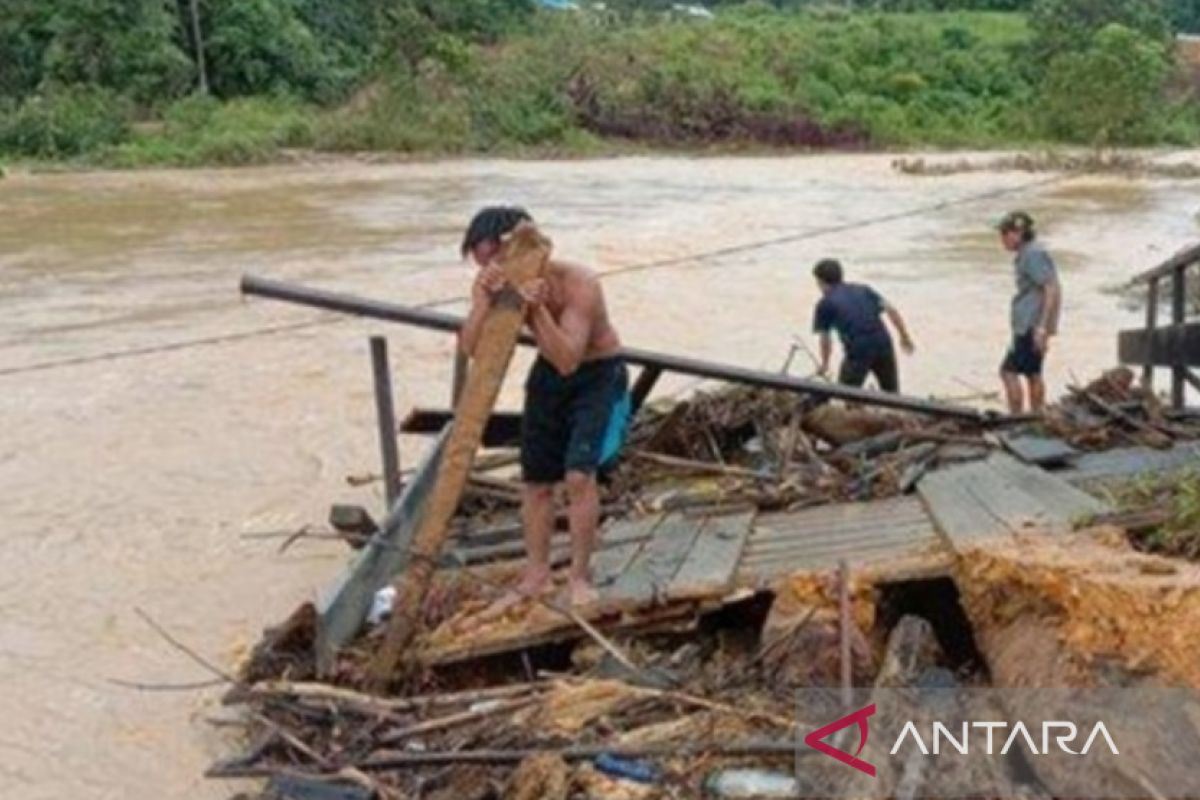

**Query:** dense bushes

left=1, top=0, right=1199, bottom=164
left=0, top=86, right=131, bottom=158
left=1040, top=23, right=1172, bottom=143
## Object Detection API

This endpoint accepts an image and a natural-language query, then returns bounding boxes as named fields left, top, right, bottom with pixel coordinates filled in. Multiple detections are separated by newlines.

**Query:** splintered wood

left=369, top=223, right=550, bottom=685
left=956, top=529, right=1200, bottom=688
left=758, top=570, right=877, bottom=688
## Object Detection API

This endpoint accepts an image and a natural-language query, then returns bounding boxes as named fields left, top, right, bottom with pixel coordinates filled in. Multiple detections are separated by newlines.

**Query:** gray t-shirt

left=1011, top=241, right=1060, bottom=335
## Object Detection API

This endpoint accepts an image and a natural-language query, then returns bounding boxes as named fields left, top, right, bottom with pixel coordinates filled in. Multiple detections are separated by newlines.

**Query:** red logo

left=804, top=703, right=877, bottom=777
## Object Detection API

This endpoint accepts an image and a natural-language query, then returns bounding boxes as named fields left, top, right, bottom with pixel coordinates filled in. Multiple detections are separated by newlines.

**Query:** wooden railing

left=1119, top=243, right=1200, bottom=408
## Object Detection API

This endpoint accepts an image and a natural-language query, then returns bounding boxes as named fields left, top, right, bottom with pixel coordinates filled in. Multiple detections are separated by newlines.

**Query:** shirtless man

left=459, top=206, right=628, bottom=607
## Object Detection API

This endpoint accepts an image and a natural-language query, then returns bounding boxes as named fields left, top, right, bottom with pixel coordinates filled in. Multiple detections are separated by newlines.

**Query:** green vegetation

left=1, top=0, right=1199, bottom=167
left=1109, top=470, right=1200, bottom=559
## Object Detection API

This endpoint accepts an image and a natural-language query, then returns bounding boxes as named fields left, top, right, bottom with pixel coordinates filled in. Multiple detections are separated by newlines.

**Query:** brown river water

left=1, top=153, right=1198, bottom=799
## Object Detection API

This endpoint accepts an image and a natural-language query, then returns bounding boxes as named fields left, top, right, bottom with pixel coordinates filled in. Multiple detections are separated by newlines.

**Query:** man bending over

left=459, top=206, right=629, bottom=607
left=812, top=258, right=915, bottom=393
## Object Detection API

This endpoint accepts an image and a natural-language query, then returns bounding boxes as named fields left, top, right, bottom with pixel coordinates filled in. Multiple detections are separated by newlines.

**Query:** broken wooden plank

left=666, top=509, right=756, bottom=601
left=1063, top=441, right=1200, bottom=486
left=401, top=407, right=523, bottom=447
left=602, top=512, right=704, bottom=607
left=591, top=514, right=663, bottom=588
left=918, top=453, right=1107, bottom=547
left=314, top=425, right=449, bottom=674
left=985, top=453, right=1108, bottom=521
left=420, top=601, right=705, bottom=666
left=451, top=517, right=654, bottom=568
left=998, top=431, right=1080, bottom=466
left=369, top=223, right=550, bottom=685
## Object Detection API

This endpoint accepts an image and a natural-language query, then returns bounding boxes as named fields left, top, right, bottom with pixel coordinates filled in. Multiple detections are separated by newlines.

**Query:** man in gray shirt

left=997, top=211, right=1061, bottom=413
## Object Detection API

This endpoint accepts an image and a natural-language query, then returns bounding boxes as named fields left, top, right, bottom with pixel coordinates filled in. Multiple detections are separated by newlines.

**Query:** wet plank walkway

left=918, top=452, right=1109, bottom=548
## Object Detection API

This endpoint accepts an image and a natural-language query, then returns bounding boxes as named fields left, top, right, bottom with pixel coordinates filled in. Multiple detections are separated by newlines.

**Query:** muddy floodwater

left=1, top=153, right=1199, bottom=799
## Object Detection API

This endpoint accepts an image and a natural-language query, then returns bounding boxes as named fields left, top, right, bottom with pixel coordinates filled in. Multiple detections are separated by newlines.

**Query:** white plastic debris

left=367, top=585, right=396, bottom=625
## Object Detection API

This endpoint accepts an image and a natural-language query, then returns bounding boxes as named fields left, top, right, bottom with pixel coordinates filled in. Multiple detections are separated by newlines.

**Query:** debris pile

left=215, top=630, right=829, bottom=799
left=892, top=151, right=1200, bottom=179
left=215, top=368, right=1200, bottom=799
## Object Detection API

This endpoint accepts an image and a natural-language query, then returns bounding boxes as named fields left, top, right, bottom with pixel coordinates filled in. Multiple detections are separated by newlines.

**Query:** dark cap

left=997, top=210, right=1035, bottom=234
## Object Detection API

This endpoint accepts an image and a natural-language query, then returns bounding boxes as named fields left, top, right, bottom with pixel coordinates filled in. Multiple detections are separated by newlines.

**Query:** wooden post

left=368, top=224, right=550, bottom=686
left=838, top=559, right=851, bottom=710
left=1144, top=277, right=1158, bottom=392
left=1173, top=266, right=1187, bottom=409
left=370, top=336, right=402, bottom=511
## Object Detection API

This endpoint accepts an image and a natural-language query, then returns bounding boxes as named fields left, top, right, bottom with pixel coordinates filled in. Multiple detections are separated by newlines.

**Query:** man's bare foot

left=481, top=566, right=553, bottom=618
left=567, top=576, right=600, bottom=609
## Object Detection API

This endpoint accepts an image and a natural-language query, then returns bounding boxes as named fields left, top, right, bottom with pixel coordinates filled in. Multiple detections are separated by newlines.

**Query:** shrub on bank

left=0, top=86, right=130, bottom=158
left=102, top=95, right=316, bottom=167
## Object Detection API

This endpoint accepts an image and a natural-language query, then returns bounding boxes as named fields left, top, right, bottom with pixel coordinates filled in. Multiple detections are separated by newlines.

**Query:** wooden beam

left=1129, top=242, right=1200, bottom=285
left=400, top=407, right=522, bottom=447
left=241, top=275, right=983, bottom=422
left=1118, top=322, right=1200, bottom=368
left=368, top=224, right=550, bottom=686
left=315, top=426, right=450, bottom=674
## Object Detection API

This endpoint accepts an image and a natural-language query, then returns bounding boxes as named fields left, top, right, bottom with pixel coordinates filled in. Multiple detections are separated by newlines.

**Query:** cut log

left=368, top=223, right=550, bottom=686
left=802, top=403, right=918, bottom=447
left=873, top=615, right=941, bottom=688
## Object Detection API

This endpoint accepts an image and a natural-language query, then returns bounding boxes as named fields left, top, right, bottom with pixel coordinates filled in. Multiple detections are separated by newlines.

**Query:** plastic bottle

left=703, top=768, right=801, bottom=798
left=593, top=753, right=660, bottom=784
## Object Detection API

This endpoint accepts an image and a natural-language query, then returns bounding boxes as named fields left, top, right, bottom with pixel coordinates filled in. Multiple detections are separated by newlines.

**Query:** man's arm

left=527, top=283, right=594, bottom=376
left=1025, top=249, right=1061, bottom=353
left=883, top=301, right=915, bottom=354
left=458, top=264, right=505, bottom=356
left=817, top=332, right=833, bottom=377
left=1034, top=280, right=1061, bottom=353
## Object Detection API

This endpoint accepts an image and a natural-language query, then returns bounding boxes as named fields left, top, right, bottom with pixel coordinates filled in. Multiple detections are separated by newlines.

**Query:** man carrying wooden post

left=460, top=207, right=629, bottom=607
left=997, top=211, right=1061, bottom=414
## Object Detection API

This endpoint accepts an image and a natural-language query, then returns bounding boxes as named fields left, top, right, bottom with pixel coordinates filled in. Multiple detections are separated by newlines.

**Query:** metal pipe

left=369, top=337, right=402, bottom=510
left=241, top=274, right=983, bottom=422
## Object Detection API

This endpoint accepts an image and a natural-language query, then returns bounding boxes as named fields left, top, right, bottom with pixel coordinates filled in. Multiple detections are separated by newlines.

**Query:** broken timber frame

left=240, top=274, right=983, bottom=422
left=1119, top=242, right=1200, bottom=409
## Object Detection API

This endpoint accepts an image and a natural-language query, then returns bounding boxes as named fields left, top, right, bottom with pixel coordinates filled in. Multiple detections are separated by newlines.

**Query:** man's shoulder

left=553, top=259, right=600, bottom=284
left=552, top=260, right=604, bottom=306
left=1019, top=241, right=1053, bottom=261
left=845, top=282, right=882, bottom=302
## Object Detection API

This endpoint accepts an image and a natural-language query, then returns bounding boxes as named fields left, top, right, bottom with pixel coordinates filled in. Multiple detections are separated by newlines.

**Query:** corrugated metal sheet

left=736, top=496, right=946, bottom=584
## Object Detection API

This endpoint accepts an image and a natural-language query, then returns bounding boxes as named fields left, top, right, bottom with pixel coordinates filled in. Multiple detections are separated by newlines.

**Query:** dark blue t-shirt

left=813, top=283, right=892, bottom=360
